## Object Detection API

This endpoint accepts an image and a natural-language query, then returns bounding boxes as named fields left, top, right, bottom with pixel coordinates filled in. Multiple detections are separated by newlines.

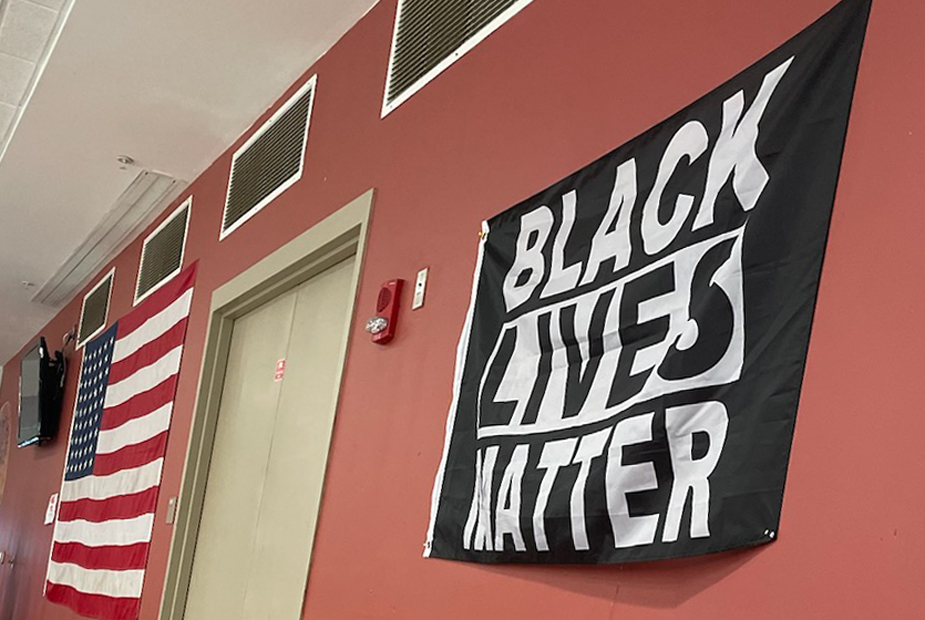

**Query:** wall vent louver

left=221, top=76, right=317, bottom=239
left=383, top=0, right=534, bottom=115
left=77, top=268, right=114, bottom=347
left=135, top=198, right=191, bottom=305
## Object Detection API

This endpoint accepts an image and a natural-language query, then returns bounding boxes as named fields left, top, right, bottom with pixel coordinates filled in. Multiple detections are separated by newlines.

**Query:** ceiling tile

left=0, top=102, right=16, bottom=143
left=0, top=52, right=34, bottom=105
left=0, top=0, right=59, bottom=63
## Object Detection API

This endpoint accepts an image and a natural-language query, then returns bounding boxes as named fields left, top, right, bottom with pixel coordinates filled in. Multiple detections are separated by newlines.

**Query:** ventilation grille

left=385, top=0, right=531, bottom=112
left=136, top=200, right=190, bottom=303
left=222, top=78, right=316, bottom=238
left=78, top=271, right=113, bottom=346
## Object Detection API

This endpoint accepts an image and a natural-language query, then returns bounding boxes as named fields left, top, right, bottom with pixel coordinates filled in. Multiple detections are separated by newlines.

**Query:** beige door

left=184, top=256, right=355, bottom=620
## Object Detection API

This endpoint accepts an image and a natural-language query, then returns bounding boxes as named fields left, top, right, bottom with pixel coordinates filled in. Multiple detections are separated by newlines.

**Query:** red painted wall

left=1, top=0, right=923, bottom=617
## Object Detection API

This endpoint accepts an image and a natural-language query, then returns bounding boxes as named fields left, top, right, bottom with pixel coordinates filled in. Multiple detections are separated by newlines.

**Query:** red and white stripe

left=46, top=265, right=196, bottom=620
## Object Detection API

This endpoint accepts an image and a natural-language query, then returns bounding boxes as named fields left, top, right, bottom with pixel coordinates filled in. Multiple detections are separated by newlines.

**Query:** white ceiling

left=0, top=0, right=68, bottom=152
left=0, top=0, right=379, bottom=364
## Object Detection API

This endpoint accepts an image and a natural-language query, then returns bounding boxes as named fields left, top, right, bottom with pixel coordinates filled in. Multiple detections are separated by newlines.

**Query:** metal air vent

left=383, top=0, right=534, bottom=115
left=221, top=76, right=317, bottom=239
left=135, top=198, right=191, bottom=305
left=77, top=269, right=114, bottom=347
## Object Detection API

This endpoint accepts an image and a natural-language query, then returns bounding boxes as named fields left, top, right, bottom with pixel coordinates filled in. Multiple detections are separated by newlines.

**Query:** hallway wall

left=0, top=0, right=922, bottom=618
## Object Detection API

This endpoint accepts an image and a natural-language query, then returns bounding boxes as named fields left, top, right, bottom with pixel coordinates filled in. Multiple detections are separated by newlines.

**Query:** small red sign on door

left=274, top=359, right=286, bottom=382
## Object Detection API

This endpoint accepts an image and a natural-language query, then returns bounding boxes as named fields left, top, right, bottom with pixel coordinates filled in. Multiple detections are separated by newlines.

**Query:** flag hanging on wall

left=426, top=0, right=871, bottom=564
left=45, top=264, right=197, bottom=619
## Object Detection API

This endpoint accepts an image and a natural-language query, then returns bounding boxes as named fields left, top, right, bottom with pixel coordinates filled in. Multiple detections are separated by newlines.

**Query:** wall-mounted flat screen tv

left=18, top=337, right=65, bottom=448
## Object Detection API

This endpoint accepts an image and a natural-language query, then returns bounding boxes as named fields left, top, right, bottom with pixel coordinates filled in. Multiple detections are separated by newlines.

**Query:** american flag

left=45, top=264, right=197, bottom=620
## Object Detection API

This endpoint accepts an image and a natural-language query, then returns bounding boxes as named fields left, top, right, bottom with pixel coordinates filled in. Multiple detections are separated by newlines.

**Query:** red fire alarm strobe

left=365, top=279, right=403, bottom=344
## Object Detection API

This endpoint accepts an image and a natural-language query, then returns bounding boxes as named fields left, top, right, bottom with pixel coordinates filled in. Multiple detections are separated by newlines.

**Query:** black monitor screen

left=18, top=342, right=43, bottom=447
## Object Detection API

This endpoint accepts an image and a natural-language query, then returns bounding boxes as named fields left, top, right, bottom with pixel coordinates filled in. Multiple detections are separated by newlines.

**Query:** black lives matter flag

left=425, top=0, right=870, bottom=564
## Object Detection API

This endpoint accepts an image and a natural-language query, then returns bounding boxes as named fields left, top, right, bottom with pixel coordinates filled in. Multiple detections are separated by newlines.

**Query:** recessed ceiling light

left=21, top=281, right=34, bottom=288
left=117, top=155, right=135, bottom=166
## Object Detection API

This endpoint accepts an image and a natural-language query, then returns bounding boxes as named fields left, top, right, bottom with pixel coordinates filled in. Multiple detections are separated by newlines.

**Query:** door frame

left=159, top=190, right=374, bottom=620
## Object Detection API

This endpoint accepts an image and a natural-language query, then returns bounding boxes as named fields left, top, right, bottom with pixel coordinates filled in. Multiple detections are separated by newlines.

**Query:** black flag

left=426, top=0, right=871, bottom=564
